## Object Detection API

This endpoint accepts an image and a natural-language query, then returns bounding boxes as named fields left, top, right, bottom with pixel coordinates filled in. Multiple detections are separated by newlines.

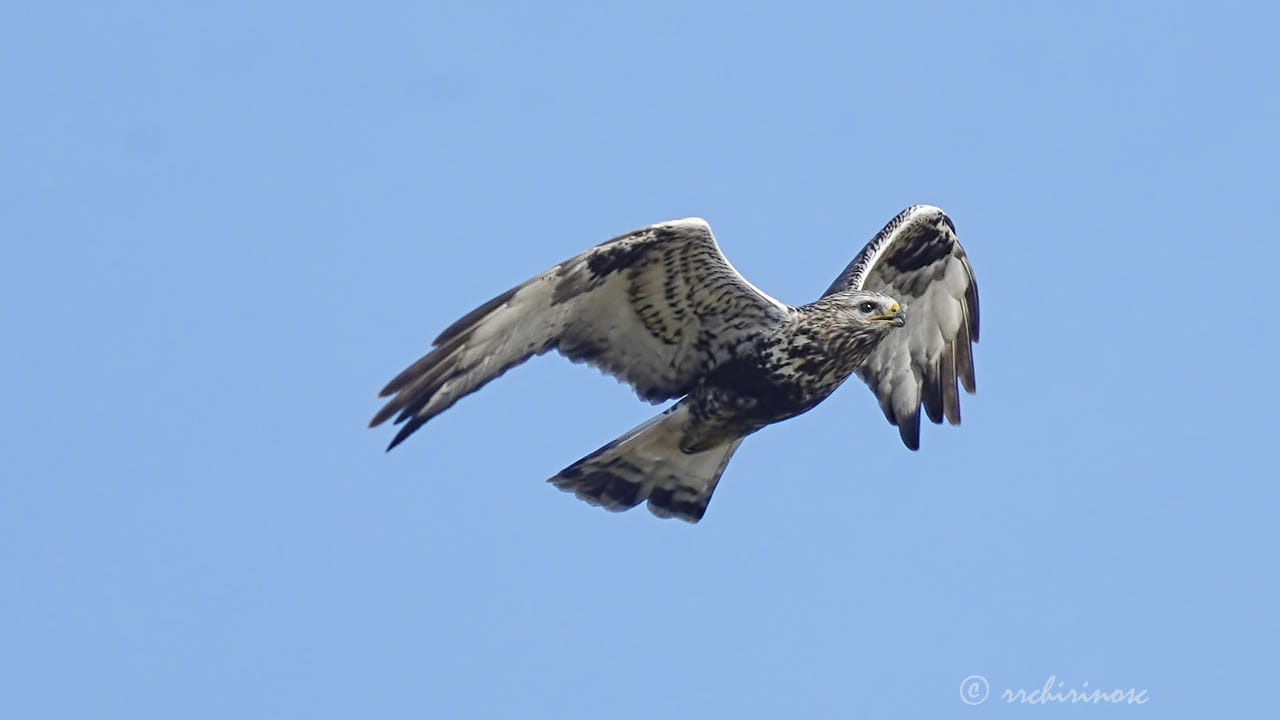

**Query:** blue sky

left=3, top=1, right=1278, bottom=717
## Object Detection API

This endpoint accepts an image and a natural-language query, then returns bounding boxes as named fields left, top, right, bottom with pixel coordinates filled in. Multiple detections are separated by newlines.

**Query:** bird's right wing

left=824, top=205, right=979, bottom=450
left=370, top=219, right=793, bottom=450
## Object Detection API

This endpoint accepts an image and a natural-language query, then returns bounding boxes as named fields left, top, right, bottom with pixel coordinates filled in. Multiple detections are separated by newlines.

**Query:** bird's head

left=843, top=290, right=906, bottom=330
left=802, top=290, right=906, bottom=364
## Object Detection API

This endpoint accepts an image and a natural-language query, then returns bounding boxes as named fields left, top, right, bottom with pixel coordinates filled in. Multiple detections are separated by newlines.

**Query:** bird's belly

left=698, top=367, right=846, bottom=429
left=748, top=373, right=845, bottom=424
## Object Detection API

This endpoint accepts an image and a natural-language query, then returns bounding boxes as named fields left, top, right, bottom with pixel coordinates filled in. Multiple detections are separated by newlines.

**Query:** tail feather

left=549, top=405, right=743, bottom=523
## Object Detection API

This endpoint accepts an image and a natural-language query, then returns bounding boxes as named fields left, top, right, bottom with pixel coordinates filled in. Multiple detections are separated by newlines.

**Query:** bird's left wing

left=371, top=218, right=792, bottom=450
left=824, top=205, right=980, bottom=450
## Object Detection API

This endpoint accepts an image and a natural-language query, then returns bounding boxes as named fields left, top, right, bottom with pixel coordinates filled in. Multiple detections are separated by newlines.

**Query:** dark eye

left=858, top=301, right=877, bottom=314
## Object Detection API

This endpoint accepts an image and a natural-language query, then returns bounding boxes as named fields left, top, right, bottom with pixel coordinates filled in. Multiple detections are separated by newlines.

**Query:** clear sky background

left=3, top=2, right=1278, bottom=718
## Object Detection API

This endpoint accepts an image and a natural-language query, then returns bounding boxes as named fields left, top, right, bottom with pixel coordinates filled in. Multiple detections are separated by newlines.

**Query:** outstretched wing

left=371, top=218, right=793, bottom=450
left=825, top=205, right=980, bottom=450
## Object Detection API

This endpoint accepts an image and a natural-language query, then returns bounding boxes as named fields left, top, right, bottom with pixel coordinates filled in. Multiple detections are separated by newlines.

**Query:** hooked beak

left=869, top=303, right=906, bottom=327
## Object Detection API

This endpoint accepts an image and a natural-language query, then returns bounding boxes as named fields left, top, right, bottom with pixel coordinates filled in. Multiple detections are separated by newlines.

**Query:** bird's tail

left=549, top=404, right=743, bottom=523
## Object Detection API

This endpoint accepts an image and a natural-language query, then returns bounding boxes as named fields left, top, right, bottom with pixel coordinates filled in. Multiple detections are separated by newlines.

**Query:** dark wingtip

left=368, top=403, right=400, bottom=429
left=941, top=343, right=961, bottom=426
left=899, top=410, right=921, bottom=451
left=965, top=278, right=980, bottom=343
left=379, top=358, right=429, bottom=398
left=385, top=416, right=428, bottom=452
left=955, top=325, right=977, bottom=396
left=921, top=369, right=944, bottom=425
left=432, top=286, right=518, bottom=346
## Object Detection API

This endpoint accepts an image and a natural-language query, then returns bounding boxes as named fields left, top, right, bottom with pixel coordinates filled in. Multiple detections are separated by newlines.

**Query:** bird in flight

left=371, top=205, right=979, bottom=522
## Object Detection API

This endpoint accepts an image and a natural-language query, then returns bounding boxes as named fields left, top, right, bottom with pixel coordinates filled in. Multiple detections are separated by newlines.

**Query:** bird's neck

left=787, top=302, right=883, bottom=373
